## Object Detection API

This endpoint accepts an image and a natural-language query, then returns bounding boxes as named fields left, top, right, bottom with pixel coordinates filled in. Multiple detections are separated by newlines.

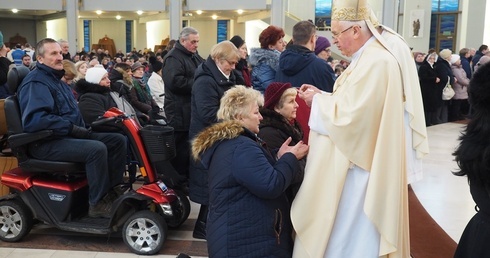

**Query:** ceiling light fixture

left=95, top=10, right=102, bottom=15
left=237, top=9, right=244, bottom=14
left=136, top=10, right=143, bottom=15
left=116, top=15, right=122, bottom=20
left=11, top=9, right=18, bottom=14
left=211, top=14, right=218, bottom=20
left=196, top=10, right=203, bottom=15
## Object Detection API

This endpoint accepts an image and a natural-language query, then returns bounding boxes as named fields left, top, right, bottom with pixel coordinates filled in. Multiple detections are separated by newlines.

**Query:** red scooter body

left=0, top=107, right=190, bottom=255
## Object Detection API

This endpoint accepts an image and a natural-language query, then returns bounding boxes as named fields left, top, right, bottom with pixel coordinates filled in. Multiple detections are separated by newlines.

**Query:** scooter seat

left=19, top=159, right=85, bottom=174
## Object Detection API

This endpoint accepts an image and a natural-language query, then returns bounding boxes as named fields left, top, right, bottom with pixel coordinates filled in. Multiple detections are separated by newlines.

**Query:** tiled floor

left=0, top=122, right=475, bottom=257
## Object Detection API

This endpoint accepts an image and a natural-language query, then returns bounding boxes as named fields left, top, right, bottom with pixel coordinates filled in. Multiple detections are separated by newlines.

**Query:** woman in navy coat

left=191, top=86, right=308, bottom=257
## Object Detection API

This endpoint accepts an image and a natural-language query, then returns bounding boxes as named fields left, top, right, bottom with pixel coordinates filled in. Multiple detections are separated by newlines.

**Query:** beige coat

left=291, top=40, right=410, bottom=258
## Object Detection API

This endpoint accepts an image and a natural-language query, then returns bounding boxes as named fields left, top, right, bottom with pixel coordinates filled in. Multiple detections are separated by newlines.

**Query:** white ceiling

left=0, top=9, right=265, bottom=21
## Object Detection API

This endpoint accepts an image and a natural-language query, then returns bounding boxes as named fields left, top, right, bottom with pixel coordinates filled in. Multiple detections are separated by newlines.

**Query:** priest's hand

left=298, top=84, right=321, bottom=107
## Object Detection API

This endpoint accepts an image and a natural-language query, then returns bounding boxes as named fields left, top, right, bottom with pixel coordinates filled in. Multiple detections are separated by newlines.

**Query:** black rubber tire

left=166, top=190, right=191, bottom=228
left=122, top=210, right=167, bottom=255
left=0, top=199, right=34, bottom=242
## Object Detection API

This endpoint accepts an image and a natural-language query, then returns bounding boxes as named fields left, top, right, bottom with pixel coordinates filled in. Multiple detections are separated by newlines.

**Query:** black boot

left=193, top=205, right=208, bottom=239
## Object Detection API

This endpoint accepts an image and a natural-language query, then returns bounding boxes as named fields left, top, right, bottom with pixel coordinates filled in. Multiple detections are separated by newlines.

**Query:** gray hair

left=35, top=38, right=59, bottom=58
left=58, top=39, right=68, bottom=45
left=179, top=27, right=199, bottom=41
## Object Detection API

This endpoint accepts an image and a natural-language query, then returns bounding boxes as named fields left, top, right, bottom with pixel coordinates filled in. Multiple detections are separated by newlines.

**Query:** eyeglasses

left=332, top=26, right=355, bottom=40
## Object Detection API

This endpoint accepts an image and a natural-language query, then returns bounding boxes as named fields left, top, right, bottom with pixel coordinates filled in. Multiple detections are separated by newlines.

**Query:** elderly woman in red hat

left=258, top=82, right=306, bottom=201
left=249, top=25, right=286, bottom=94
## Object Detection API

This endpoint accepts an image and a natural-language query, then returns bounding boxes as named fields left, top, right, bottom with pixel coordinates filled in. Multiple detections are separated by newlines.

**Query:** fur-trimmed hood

left=249, top=48, right=281, bottom=71
left=259, top=107, right=303, bottom=142
left=75, top=78, right=111, bottom=96
left=191, top=120, right=244, bottom=161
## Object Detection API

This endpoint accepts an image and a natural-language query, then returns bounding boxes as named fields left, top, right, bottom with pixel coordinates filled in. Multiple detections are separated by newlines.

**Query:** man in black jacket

left=162, top=27, right=204, bottom=181
left=275, top=21, right=336, bottom=92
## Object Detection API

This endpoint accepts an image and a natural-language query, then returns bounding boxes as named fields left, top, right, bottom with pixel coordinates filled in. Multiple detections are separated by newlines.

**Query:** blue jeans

left=29, top=132, right=127, bottom=205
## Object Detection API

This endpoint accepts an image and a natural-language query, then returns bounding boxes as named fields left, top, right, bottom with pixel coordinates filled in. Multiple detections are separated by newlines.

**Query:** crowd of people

left=417, top=45, right=489, bottom=126
left=0, top=0, right=489, bottom=256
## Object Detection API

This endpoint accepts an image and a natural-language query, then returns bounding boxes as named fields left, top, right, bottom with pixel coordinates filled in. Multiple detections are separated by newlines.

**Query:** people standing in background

left=449, top=54, right=470, bottom=122
left=435, top=49, right=455, bottom=123
left=188, top=41, right=241, bottom=239
left=161, top=27, right=205, bottom=182
left=275, top=21, right=336, bottom=144
left=58, top=39, right=71, bottom=60
left=459, top=48, right=472, bottom=79
left=249, top=25, right=286, bottom=94
left=276, top=21, right=335, bottom=92
left=418, top=52, right=442, bottom=126
left=414, top=52, right=425, bottom=71
left=474, top=56, right=490, bottom=73
left=471, top=44, right=489, bottom=71
left=468, top=48, right=476, bottom=62
left=229, top=35, right=251, bottom=87
left=314, top=36, right=332, bottom=63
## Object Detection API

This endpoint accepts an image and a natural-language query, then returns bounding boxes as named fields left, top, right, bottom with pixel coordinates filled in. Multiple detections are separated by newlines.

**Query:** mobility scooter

left=0, top=66, right=190, bottom=255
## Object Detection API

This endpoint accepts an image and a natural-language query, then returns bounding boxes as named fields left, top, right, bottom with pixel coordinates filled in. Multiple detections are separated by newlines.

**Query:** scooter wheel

left=166, top=190, right=191, bottom=229
left=0, top=200, right=33, bottom=242
left=122, top=210, right=168, bottom=255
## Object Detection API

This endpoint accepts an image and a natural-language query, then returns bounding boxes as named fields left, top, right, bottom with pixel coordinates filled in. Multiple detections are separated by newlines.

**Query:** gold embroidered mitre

left=332, top=0, right=371, bottom=21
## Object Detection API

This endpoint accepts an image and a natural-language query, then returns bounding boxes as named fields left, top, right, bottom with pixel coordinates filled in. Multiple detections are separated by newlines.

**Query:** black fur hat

left=469, top=62, right=490, bottom=112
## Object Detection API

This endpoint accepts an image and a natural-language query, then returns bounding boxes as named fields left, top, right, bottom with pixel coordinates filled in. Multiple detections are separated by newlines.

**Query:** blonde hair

left=211, top=41, right=240, bottom=63
left=74, top=61, right=87, bottom=81
left=276, top=88, right=298, bottom=109
left=62, top=60, right=77, bottom=80
left=217, top=85, right=264, bottom=121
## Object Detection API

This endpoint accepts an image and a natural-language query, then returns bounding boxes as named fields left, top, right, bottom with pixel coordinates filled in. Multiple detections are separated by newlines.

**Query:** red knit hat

left=264, top=82, right=293, bottom=109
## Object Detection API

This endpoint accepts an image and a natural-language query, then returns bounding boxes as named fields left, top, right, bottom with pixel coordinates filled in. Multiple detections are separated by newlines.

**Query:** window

left=125, top=20, right=132, bottom=53
left=83, top=20, right=90, bottom=52
left=430, top=0, right=459, bottom=51
left=315, top=0, right=332, bottom=31
left=217, top=20, right=228, bottom=43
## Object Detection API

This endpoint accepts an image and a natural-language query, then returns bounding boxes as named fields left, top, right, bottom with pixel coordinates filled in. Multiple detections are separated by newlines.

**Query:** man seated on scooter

left=17, top=38, right=127, bottom=218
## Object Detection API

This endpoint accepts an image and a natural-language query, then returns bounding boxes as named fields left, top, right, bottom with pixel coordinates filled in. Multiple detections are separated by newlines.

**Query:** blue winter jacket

left=192, top=121, right=299, bottom=257
left=249, top=48, right=281, bottom=94
left=276, top=44, right=335, bottom=92
left=18, top=62, right=84, bottom=135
